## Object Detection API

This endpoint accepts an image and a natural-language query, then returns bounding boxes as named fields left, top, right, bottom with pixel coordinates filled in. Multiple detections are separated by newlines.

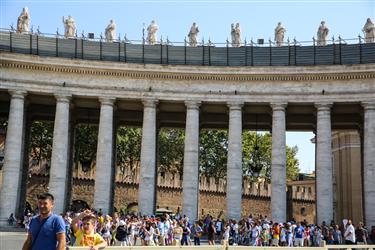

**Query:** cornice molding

left=1, top=58, right=375, bottom=82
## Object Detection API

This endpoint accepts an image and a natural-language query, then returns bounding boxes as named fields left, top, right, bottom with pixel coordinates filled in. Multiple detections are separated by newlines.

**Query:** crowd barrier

left=68, top=245, right=375, bottom=250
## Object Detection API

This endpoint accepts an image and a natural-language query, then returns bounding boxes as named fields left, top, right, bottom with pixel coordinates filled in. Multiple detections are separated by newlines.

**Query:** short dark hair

left=37, top=193, right=54, bottom=201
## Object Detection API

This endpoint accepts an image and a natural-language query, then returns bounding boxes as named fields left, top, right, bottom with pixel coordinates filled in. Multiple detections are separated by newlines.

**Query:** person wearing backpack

left=115, top=220, right=127, bottom=246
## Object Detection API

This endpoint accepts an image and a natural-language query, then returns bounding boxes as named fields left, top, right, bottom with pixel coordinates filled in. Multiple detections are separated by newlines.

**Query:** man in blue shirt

left=22, top=193, right=66, bottom=250
left=294, top=222, right=305, bottom=247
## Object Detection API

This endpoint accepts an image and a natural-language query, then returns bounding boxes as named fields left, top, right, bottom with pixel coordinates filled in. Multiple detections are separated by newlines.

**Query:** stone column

left=315, top=103, right=333, bottom=224
left=138, top=99, right=158, bottom=215
left=182, top=101, right=200, bottom=221
left=48, top=95, right=71, bottom=214
left=226, top=102, right=243, bottom=220
left=362, top=102, right=375, bottom=227
left=93, top=98, right=115, bottom=215
left=0, top=90, right=27, bottom=223
left=271, top=103, right=287, bottom=223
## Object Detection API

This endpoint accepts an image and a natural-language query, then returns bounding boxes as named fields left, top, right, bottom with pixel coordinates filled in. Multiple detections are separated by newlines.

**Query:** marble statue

left=62, top=15, right=76, bottom=38
left=188, top=22, right=199, bottom=47
left=105, top=19, right=116, bottom=42
left=17, top=7, right=30, bottom=33
left=274, top=22, right=286, bottom=47
left=231, top=23, right=241, bottom=47
left=147, top=20, right=158, bottom=45
left=363, top=18, right=375, bottom=43
left=317, top=21, right=329, bottom=46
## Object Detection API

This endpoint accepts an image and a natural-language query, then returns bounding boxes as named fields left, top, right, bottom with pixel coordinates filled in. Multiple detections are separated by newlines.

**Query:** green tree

left=199, top=129, right=228, bottom=178
left=74, top=124, right=98, bottom=170
left=29, top=120, right=54, bottom=164
left=116, top=127, right=142, bottom=174
left=157, top=128, right=185, bottom=174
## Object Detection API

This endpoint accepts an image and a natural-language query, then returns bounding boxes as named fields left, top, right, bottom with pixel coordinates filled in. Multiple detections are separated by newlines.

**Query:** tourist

left=207, top=221, right=216, bottom=245
left=71, top=209, right=107, bottom=249
left=333, top=225, right=343, bottom=244
left=8, top=213, right=16, bottom=226
left=115, top=220, right=127, bottom=246
left=192, top=221, right=203, bottom=245
left=355, top=222, right=368, bottom=245
left=22, top=193, right=66, bottom=250
left=222, top=222, right=231, bottom=246
left=344, top=220, right=356, bottom=244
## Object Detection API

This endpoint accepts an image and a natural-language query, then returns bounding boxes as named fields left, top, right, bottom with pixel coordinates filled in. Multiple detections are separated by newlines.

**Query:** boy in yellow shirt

left=71, top=210, right=107, bottom=250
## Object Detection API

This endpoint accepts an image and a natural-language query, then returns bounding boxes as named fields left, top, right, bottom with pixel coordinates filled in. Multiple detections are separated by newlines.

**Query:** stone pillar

left=271, top=103, right=287, bottom=223
left=48, top=95, right=71, bottom=214
left=93, top=98, right=115, bottom=215
left=362, top=102, right=375, bottom=227
left=0, top=90, right=27, bottom=223
left=226, top=102, right=243, bottom=220
left=182, top=101, right=200, bottom=221
left=315, top=103, right=333, bottom=224
left=138, top=99, right=158, bottom=215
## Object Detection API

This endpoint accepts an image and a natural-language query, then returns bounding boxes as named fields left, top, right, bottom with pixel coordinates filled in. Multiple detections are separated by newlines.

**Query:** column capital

left=185, top=100, right=201, bottom=110
left=8, top=90, right=27, bottom=99
left=270, top=102, right=287, bottom=111
left=315, top=102, right=333, bottom=111
left=362, top=101, right=375, bottom=111
left=142, top=98, right=158, bottom=108
left=54, top=94, right=72, bottom=103
left=99, top=97, right=116, bottom=106
left=227, top=101, right=244, bottom=110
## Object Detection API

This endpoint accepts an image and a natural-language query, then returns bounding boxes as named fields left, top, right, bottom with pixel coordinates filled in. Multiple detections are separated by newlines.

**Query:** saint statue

left=317, top=21, right=329, bottom=46
left=105, top=19, right=116, bottom=42
left=62, top=15, right=76, bottom=38
left=231, top=23, right=241, bottom=47
left=363, top=18, right=375, bottom=43
left=274, top=22, right=286, bottom=47
left=147, top=20, right=158, bottom=45
left=188, top=22, right=199, bottom=47
left=17, top=7, right=30, bottom=33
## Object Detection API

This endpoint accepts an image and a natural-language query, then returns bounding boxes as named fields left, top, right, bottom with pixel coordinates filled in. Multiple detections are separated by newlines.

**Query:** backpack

left=116, top=226, right=127, bottom=241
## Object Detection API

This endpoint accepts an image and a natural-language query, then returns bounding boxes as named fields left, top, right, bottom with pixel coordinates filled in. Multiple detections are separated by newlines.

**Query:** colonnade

left=0, top=90, right=375, bottom=227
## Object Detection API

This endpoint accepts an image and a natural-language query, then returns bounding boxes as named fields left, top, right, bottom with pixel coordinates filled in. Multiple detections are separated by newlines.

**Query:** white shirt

left=344, top=224, right=356, bottom=243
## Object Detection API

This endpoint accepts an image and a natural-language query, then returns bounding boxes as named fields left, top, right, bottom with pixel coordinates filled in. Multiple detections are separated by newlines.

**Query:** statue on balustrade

left=188, top=22, right=199, bottom=47
left=147, top=20, right=158, bottom=45
left=274, top=22, right=286, bottom=47
left=231, top=23, right=241, bottom=47
left=105, top=19, right=116, bottom=42
left=62, top=15, right=76, bottom=38
left=317, top=21, right=329, bottom=46
left=17, top=7, right=30, bottom=33
left=363, top=18, right=375, bottom=43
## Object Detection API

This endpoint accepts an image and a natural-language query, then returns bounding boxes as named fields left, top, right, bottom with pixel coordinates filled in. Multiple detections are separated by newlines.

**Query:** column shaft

left=182, top=101, right=200, bottom=221
left=93, top=98, right=115, bottom=215
left=316, top=103, right=333, bottom=224
left=271, top=103, right=287, bottom=223
left=226, top=102, right=243, bottom=220
left=48, top=95, right=71, bottom=214
left=138, top=99, right=158, bottom=215
left=362, top=102, right=375, bottom=227
left=0, top=91, right=27, bottom=222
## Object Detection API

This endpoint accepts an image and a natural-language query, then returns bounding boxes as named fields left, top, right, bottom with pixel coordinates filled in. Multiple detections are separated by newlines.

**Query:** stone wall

left=24, top=174, right=315, bottom=222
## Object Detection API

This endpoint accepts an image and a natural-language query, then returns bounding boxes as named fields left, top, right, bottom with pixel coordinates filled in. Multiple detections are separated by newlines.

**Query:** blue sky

left=1, top=0, right=373, bottom=172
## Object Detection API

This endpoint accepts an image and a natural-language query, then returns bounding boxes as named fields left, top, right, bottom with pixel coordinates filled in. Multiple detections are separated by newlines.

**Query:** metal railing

left=1, top=28, right=375, bottom=67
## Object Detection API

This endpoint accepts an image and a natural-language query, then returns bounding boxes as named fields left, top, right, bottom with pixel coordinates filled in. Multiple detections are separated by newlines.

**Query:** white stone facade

left=0, top=52, right=374, bottom=225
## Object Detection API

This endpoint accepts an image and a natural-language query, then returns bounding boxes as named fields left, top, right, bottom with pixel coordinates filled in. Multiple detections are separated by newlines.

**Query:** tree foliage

left=23, top=121, right=300, bottom=181
left=74, top=124, right=98, bottom=169
left=29, top=120, right=54, bottom=164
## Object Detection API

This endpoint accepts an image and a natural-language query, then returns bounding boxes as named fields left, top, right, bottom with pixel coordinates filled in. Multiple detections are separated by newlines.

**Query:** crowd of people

left=13, top=193, right=375, bottom=249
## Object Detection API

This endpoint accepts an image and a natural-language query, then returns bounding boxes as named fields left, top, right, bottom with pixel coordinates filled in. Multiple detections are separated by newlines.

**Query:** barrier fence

left=1, top=29, right=375, bottom=66
left=68, top=245, right=375, bottom=250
